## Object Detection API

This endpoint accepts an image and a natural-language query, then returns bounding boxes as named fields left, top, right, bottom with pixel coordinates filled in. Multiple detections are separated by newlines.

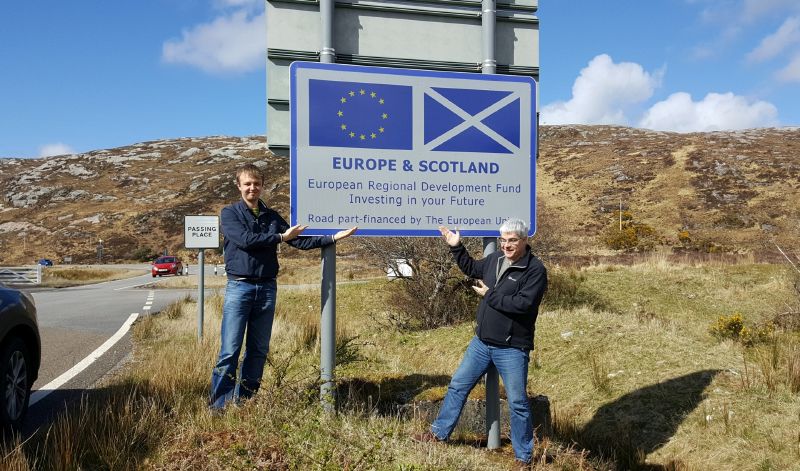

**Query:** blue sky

left=1, top=0, right=799, bottom=158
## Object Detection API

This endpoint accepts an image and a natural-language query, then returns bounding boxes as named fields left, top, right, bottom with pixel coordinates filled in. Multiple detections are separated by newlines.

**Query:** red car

left=151, top=256, right=184, bottom=277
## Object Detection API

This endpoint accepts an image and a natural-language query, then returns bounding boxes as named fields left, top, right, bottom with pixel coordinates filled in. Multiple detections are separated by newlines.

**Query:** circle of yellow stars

left=337, top=88, right=387, bottom=142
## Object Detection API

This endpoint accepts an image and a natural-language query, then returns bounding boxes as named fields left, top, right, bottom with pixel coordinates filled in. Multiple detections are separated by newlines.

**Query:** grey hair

left=498, top=218, right=529, bottom=238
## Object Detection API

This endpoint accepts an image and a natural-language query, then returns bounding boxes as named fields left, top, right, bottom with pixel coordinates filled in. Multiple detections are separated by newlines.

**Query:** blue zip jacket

left=451, top=243, right=547, bottom=350
left=221, top=199, right=334, bottom=279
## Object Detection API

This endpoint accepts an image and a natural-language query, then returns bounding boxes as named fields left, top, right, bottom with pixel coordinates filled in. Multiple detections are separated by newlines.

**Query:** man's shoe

left=513, top=459, right=531, bottom=470
left=412, top=431, right=443, bottom=443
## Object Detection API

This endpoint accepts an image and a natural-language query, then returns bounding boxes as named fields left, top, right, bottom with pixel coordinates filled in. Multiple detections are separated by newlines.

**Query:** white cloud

left=540, top=54, right=662, bottom=126
left=638, top=92, right=778, bottom=132
left=691, top=1, right=800, bottom=62
left=742, top=0, right=800, bottom=20
left=162, top=9, right=265, bottom=74
left=39, top=143, right=75, bottom=157
left=746, top=16, right=800, bottom=62
left=698, top=0, right=800, bottom=24
left=776, top=54, right=800, bottom=82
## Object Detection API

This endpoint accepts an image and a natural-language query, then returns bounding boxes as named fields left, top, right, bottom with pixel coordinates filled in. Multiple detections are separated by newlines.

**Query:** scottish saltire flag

left=424, top=87, right=520, bottom=154
left=308, top=79, right=413, bottom=149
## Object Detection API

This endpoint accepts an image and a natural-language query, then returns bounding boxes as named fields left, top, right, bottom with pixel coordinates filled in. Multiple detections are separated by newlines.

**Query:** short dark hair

left=235, top=163, right=265, bottom=184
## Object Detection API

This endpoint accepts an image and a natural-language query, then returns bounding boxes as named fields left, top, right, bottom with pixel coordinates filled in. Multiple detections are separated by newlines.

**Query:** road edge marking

left=30, top=312, right=140, bottom=406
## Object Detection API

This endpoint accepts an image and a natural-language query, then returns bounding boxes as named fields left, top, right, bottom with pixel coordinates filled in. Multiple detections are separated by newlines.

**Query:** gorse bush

left=601, top=210, right=658, bottom=252
left=710, top=313, right=746, bottom=340
left=709, top=313, right=774, bottom=345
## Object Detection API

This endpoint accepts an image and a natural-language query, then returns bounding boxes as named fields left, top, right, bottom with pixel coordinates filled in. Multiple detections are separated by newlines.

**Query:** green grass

left=4, top=260, right=799, bottom=470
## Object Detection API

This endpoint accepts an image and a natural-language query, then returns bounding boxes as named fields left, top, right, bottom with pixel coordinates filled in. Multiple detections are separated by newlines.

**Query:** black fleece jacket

left=451, top=243, right=547, bottom=350
left=221, top=199, right=334, bottom=279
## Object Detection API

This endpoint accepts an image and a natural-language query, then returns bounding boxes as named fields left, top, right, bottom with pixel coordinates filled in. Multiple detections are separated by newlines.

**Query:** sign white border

left=291, top=62, right=537, bottom=237
left=184, top=215, right=220, bottom=249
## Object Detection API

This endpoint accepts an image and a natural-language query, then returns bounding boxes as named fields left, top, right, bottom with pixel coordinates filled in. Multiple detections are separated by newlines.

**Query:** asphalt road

left=22, top=268, right=204, bottom=434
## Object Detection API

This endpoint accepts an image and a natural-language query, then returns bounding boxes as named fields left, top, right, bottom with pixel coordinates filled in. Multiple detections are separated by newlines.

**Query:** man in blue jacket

left=415, top=218, right=547, bottom=465
left=209, top=163, right=356, bottom=410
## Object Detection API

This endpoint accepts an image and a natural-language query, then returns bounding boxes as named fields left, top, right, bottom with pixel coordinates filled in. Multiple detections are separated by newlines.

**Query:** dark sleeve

left=484, top=263, right=547, bottom=315
left=287, top=235, right=335, bottom=250
left=221, top=205, right=281, bottom=249
left=450, top=243, right=488, bottom=279
left=275, top=212, right=335, bottom=250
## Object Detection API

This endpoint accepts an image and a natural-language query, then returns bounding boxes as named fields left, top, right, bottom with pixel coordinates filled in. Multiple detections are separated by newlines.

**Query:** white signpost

left=184, top=215, right=220, bottom=249
left=290, top=61, right=536, bottom=236
left=184, top=215, right=220, bottom=339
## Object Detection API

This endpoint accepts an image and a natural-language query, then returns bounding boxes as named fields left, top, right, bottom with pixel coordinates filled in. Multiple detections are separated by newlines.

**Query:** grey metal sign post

left=184, top=215, right=220, bottom=341
left=319, top=0, right=337, bottom=412
left=197, top=248, right=205, bottom=339
left=482, top=0, right=501, bottom=451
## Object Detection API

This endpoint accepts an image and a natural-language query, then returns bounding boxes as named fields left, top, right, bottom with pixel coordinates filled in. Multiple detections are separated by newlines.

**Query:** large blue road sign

left=290, top=62, right=537, bottom=237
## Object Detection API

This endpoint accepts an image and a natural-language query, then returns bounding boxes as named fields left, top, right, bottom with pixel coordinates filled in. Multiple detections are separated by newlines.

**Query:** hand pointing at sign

left=333, top=226, right=358, bottom=241
left=438, top=225, right=461, bottom=247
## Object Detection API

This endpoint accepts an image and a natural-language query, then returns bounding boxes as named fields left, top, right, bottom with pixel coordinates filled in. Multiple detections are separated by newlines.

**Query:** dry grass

left=4, top=260, right=800, bottom=470
left=39, top=267, right=144, bottom=287
left=150, top=255, right=385, bottom=289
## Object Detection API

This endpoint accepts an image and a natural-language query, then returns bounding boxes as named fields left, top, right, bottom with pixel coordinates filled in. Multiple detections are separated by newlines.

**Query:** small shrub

left=357, top=237, right=481, bottom=329
left=743, top=323, right=775, bottom=346
left=601, top=210, right=658, bottom=252
left=709, top=313, right=774, bottom=345
left=132, top=246, right=156, bottom=262
left=709, top=313, right=746, bottom=341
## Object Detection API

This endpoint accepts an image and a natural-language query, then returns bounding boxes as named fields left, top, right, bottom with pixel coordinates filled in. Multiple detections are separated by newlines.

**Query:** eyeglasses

left=498, top=237, right=523, bottom=246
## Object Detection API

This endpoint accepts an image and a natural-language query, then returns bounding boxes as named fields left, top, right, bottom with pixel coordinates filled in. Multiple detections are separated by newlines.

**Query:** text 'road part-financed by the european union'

left=290, top=62, right=537, bottom=237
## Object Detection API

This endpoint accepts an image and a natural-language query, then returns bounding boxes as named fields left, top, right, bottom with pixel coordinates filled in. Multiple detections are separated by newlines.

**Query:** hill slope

left=538, top=125, right=799, bottom=256
left=1, top=126, right=797, bottom=265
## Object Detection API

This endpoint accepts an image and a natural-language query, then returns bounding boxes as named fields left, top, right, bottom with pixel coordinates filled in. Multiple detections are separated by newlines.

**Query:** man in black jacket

left=415, top=218, right=547, bottom=465
left=209, top=163, right=356, bottom=410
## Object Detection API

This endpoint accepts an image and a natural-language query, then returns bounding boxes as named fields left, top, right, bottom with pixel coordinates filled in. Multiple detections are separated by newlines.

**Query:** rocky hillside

left=0, top=136, right=286, bottom=264
left=538, top=126, right=799, bottom=257
left=1, top=126, right=797, bottom=265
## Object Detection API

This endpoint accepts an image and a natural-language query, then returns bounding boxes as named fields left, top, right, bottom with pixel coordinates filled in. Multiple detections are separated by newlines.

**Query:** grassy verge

left=40, top=267, right=145, bottom=288
left=149, top=255, right=385, bottom=289
left=4, top=259, right=799, bottom=469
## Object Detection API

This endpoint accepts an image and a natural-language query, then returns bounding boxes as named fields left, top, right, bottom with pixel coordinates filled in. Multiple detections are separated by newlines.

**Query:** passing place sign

left=184, top=215, right=219, bottom=249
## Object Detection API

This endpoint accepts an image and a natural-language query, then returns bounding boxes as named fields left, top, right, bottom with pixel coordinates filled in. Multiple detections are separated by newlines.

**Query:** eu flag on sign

left=309, top=79, right=413, bottom=150
left=424, top=86, right=521, bottom=154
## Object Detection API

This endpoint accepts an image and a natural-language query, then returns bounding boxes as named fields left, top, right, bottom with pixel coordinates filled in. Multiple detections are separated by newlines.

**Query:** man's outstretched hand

left=438, top=225, right=461, bottom=247
left=334, top=226, right=358, bottom=241
left=281, top=224, right=308, bottom=242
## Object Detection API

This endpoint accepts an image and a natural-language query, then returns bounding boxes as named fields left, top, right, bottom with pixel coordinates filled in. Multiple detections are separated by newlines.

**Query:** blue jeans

left=209, top=279, right=277, bottom=409
left=431, top=336, right=533, bottom=463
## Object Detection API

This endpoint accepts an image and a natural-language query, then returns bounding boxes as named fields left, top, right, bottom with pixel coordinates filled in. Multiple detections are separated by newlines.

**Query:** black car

left=0, top=283, right=40, bottom=430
